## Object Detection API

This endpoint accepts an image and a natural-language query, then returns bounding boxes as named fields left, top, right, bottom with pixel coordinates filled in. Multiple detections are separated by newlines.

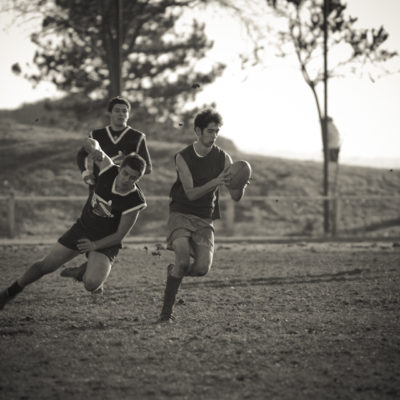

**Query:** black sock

left=160, top=275, right=182, bottom=317
left=7, top=281, right=23, bottom=298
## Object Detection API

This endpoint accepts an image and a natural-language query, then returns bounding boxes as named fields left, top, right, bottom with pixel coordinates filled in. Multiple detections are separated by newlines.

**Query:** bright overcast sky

left=0, top=0, right=399, bottom=168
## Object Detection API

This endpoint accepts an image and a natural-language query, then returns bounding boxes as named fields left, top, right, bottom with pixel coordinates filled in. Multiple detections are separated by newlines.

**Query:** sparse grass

left=0, top=120, right=399, bottom=238
left=0, top=242, right=399, bottom=399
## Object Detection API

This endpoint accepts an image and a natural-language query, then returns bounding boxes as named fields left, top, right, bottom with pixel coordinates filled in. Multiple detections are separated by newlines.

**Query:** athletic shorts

left=58, top=220, right=120, bottom=262
left=167, top=212, right=214, bottom=251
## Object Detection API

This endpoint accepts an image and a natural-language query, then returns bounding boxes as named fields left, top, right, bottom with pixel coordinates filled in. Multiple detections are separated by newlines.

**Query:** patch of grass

left=1, top=120, right=399, bottom=238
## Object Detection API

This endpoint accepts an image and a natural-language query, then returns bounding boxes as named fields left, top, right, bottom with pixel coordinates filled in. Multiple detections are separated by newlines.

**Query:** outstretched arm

left=77, top=146, right=95, bottom=185
left=83, top=138, right=113, bottom=171
left=176, top=154, right=230, bottom=201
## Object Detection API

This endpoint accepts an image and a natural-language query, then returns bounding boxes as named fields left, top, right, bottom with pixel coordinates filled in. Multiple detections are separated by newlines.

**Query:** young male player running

left=77, top=96, right=152, bottom=188
left=158, top=108, right=247, bottom=322
left=0, top=138, right=147, bottom=310
left=63, top=96, right=152, bottom=280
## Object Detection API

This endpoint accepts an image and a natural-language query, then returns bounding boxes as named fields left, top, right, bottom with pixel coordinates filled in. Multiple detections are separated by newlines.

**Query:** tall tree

left=266, top=0, right=397, bottom=122
left=264, top=0, right=398, bottom=232
left=7, top=0, right=225, bottom=120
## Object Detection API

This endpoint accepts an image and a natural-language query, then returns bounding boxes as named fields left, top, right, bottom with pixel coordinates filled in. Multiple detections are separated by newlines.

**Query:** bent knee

left=191, top=261, right=211, bottom=277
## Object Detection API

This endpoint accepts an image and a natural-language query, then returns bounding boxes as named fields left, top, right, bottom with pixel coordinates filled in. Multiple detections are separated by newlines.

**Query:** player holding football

left=158, top=108, right=249, bottom=322
left=77, top=96, right=152, bottom=189
left=0, top=138, right=147, bottom=310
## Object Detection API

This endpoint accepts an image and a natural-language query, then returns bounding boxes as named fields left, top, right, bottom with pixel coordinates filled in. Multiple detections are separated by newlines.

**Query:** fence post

left=225, top=200, right=235, bottom=235
left=8, top=191, right=15, bottom=238
left=331, top=197, right=340, bottom=237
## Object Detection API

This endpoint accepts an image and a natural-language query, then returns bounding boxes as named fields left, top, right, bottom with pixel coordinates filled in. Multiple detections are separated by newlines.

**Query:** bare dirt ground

left=0, top=241, right=399, bottom=400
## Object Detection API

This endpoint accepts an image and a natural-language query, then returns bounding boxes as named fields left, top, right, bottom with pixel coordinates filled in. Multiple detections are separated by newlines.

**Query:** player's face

left=110, top=104, right=129, bottom=128
left=117, top=165, right=141, bottom=189
left=199, top=122, right=220, bottom=147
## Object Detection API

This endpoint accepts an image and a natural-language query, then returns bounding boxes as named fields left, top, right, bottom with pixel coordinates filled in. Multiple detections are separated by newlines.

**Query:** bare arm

left=176, top=153, right=230, bottom=201
left=83, top=138, right=113, bottom=171
left=76, top=210, right=140, bottom=252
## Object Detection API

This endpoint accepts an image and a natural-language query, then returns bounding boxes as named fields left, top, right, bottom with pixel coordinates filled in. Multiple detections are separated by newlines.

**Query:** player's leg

left=159, top=236, right=190, bottom=322
left=82, top=251, right=113, bottom=293
left=0, top=243, right=79, bottom=310
left=186, top=227, right=215, bottom=277
left=187, top=244, right=214, bottom=276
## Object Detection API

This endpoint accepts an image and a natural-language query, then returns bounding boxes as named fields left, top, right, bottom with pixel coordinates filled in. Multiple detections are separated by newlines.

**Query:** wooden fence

left=1, top=193, right=399, bottom=239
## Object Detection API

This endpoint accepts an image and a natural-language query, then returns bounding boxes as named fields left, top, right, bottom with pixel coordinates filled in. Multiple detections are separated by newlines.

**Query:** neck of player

left=194, top=141, right=213, bottom=157
left=110, top=122, right=127, bottom=132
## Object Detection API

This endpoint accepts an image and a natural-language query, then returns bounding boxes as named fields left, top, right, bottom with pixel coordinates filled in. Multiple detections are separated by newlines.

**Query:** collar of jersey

left=106, top=125, right=131, bottom=144
left=112, top=178, right=138, bottom=196
left=192, top=142, right=214, bottom=158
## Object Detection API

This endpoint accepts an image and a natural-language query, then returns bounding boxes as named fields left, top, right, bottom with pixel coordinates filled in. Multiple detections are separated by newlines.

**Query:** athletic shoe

left=60, top=263, right=87, bottom=282
left=0, top=289, right=10, bottom=310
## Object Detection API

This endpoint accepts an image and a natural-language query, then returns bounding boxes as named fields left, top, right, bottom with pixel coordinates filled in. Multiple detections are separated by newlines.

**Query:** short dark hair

left=194, top=108, right=223, bottom=130
left=121, top=153, right=146, bottom=176
left=108, top=96, right=131, bottom=113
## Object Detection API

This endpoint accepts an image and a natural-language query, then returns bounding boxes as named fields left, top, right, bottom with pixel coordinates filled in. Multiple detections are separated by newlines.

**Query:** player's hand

left=113, top=151, right=125, bottom=165
left=77, top=238, right=97, bottom=253
left=215, top=168, right=231, bottom=187
left=82, top=171, right=95, bottom=186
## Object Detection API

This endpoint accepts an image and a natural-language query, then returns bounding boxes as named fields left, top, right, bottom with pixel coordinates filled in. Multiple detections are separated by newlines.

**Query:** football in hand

left=226, top=160, right=252, bottom=190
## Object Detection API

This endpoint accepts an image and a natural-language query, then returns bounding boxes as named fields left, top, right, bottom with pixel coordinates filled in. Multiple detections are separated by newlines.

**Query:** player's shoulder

left=98, top=163, right=118, bottom=178
left=212, top=144, right=231, bottom=160
left=134, top=184, right=146, bottom=202
left=126, top=126, right=146, bottom=138
left=122, top=185, right=146, bottom=211
left=178, top=144, right=194, bottom=156
left=91, top=127, right=108, bottom=138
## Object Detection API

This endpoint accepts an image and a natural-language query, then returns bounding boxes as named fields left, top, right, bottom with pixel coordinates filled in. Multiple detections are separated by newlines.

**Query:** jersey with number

left=77, top=125, right=152, bottom=180
left=169, top=144, right=227, bottom=220
left=79, top=164, right=147, bottom=239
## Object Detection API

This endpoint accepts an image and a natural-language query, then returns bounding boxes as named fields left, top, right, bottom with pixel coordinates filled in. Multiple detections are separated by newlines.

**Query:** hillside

left=0, top=118, right=399, bottom=239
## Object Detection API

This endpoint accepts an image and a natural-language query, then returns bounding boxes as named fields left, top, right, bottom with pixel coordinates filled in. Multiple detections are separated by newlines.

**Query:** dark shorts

left=166, top=212, right=215, bottom=251
left=58, top=221, right=120, bottom=262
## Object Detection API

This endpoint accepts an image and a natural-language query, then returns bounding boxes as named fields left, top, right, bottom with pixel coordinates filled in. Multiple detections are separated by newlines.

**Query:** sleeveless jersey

left=169, top=144, right=227, bottom=220
left=77, top=125, right=152, bottom=179
left=79, top=164, right=147, bottom=239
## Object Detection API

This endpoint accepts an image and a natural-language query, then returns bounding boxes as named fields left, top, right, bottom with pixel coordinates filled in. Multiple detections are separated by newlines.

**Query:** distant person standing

left=326, top=116, right=341, bottom=163
left=158, top=108, right=248, bottom=323
left=77, top=96, right=152, bottom=189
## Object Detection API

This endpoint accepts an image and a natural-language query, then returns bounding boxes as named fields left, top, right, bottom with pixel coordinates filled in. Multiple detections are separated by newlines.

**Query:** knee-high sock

left=160, top=275, right=182, bottom=318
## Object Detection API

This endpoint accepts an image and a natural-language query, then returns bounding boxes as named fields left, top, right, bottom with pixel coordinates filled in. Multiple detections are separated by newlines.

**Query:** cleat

left=60, top=263, right=87, bottom=282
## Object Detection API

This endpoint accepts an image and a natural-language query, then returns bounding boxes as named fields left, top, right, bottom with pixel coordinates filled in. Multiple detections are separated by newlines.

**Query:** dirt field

left=0, top=241, right=399, bottom=400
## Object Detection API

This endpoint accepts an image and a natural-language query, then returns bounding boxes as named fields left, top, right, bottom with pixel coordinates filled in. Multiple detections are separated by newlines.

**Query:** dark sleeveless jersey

left=77, top=125, right=152, bottom=179
left=169, top=144, right=227, bottom=220
left=79, top=164, right=147, bottom=239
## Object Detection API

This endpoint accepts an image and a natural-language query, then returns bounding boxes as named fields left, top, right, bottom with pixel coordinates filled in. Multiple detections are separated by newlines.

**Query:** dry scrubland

left=0, top=242, right=399, bottom=400
left=0, top=119, right=399, bottom=239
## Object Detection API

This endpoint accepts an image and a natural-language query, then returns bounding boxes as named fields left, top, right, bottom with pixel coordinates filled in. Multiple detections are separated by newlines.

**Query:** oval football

left=227, top=160, right=252, bottom=190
